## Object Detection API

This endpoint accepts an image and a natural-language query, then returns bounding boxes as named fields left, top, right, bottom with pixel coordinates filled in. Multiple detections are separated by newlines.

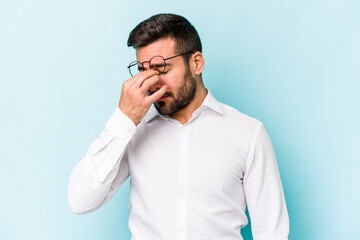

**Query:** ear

left=191, top=51, right=205, bottom=76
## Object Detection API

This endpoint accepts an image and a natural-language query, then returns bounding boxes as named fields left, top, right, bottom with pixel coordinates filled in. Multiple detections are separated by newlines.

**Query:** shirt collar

left=201, top=89, right=224, bottom=115
left=143, top=89, right=223, bottom=124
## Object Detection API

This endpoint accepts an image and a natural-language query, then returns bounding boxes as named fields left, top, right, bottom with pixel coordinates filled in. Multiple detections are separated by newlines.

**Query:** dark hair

left=127, top=14, right=202, bottom=63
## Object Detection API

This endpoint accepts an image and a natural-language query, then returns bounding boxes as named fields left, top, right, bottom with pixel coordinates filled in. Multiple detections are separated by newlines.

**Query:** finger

left=140, top=74, right=161, bottom=92
left=134, top=70, right=158, bottom=88
left=147, top=85, right=168, bottom=103
left=123, top=70, right=156, bottom=88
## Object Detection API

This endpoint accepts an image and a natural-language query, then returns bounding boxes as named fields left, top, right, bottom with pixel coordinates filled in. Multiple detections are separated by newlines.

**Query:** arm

left=68, top=70, right=168, bottom=214
left=67, top=108, right=135, bottom=214
left=243, top=123, right=289, bottom=240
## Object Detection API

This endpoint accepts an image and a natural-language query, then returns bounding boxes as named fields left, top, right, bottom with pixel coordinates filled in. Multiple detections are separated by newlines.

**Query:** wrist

left=118, top=105, right=141, bottom=126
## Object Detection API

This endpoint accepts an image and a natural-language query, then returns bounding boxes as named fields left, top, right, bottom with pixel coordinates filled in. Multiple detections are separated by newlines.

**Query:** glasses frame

left=127, top=51, right=195, bottom=77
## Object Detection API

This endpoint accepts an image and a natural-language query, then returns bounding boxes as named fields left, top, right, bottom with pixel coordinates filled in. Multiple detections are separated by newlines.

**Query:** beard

left=154, top=68, right=197, bottom=116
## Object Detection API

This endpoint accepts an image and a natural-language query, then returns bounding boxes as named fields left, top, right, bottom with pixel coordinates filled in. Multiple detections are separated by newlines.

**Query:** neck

left=170, top=84, right=208, bottom=125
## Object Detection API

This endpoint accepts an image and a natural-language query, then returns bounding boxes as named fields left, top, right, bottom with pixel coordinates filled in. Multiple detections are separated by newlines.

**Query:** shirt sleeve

left=243, top=123, right=290, bottom=240
left=67, top=107, right=136, bottom=214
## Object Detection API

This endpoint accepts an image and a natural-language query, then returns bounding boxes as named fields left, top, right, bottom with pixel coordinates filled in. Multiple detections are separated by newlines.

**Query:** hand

left=118, top=70, right=168, bottom=125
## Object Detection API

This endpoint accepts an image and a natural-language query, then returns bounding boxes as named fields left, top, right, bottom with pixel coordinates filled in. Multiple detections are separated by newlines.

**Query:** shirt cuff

left=105, top=107, right=137, bottom=136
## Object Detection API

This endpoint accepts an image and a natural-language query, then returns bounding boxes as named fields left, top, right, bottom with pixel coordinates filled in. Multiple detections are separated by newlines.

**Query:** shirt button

left=179, top=192, right=185, bottom=197
left=178, top=227, right=184, bottom=232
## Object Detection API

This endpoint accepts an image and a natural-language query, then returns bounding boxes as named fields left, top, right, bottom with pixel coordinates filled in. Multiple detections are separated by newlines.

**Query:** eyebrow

left=150, top=63, right=173, bottom=68
left=150, top=63, right=166, bottom=67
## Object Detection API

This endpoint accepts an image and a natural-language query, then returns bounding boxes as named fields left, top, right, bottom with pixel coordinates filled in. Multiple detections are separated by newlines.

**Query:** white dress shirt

left=68, top=91, right=289, bottom=240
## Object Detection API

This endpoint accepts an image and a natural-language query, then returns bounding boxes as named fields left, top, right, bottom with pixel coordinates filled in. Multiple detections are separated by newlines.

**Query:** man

left=68, top=13, right=289, bottom=240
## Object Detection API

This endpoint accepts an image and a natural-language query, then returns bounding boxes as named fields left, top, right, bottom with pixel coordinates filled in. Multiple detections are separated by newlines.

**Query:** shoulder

left=204, top=100, right=265, bottom=147
left=218, top=102, right=263, bottom=131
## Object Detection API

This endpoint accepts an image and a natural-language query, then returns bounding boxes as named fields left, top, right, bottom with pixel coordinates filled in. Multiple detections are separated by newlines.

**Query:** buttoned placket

left=176, top=124, right=189, bottom=240
left=163, top=109, right=206, bottom=240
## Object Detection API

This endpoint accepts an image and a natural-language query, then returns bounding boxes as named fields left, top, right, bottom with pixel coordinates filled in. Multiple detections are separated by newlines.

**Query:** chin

left=154, top=102, right=172, bottom=115
left=155, top=103, right=167, bottom=113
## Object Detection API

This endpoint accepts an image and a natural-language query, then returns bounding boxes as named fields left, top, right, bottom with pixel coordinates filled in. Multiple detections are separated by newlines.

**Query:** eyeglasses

left=127, top=51, right=194, bottom=77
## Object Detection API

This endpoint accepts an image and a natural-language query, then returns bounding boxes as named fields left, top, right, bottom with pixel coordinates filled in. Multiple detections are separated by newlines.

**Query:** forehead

left=136, top=37, right=176, bottom=62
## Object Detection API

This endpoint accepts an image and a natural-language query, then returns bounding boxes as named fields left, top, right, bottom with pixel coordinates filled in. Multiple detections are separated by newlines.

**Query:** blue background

left=1, top=0, right=359, bottom=239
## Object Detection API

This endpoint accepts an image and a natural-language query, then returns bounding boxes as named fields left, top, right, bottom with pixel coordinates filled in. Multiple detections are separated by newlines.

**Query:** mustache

left=149, top=90, right=172, bottom=97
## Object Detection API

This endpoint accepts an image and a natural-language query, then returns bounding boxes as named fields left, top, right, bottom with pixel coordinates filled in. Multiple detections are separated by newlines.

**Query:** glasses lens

left=128, top=61, right=143, bottom=77
left=149, top=56, right=166, bottom=73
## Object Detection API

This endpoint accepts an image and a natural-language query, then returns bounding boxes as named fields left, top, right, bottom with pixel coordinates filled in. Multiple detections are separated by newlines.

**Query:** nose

left=148, top=83, right=161, bottom=93
left=148, top=74, right=165, bottom=93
